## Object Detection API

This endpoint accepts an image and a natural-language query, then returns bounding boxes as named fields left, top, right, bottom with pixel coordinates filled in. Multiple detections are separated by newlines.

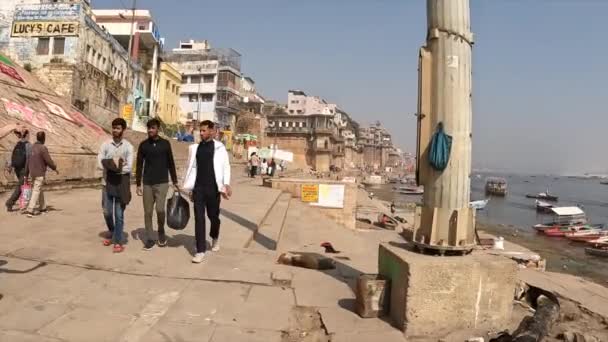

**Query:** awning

left=551, top=207, right=585, bottom=216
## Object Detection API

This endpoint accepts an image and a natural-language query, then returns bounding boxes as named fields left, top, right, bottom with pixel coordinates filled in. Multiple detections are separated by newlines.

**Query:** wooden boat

left=544, top=224, right=595, bottom=237
left=564, top=226, right=607, bottom=242
left=587, top=236, right=608, bottom=247
left=485, top=177, right=507, bottom=196
left=526, top=191, right=558, bottom=202
left=535, top=200, right=554, bottom=213
left=533, top=207, right=587, bottom=232
left=469, top=199, right=489, bottom=210
left=585, top=247, right=608, bottom=258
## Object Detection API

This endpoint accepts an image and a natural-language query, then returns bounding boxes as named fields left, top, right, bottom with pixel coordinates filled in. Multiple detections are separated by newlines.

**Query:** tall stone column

left=415, top=0, right=475, bottom=253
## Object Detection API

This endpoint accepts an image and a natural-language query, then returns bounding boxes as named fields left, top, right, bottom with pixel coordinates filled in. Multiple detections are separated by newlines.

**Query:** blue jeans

left=102, top=188, right=126, bottom=244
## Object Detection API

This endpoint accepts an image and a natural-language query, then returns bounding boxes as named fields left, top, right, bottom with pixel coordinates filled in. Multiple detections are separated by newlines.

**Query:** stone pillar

left=415, top=0, right=476, bottom=253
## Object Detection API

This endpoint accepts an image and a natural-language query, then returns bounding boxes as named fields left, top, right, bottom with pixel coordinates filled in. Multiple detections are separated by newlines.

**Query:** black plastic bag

left=166, top=192, right=190, bottom=230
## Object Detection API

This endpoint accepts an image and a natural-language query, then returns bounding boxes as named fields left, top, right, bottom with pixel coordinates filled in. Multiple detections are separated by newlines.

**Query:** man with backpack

left=5, top=128, right=31, bottom=212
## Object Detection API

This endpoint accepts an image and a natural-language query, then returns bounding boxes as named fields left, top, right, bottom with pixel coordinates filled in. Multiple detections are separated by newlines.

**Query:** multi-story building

left=0, top=0, right=135, bottom=128
left=357, top=121, right=399, bottom=170
left=156, top=62, right=181, bottom=124
left=164, top=40, right=242, bottom=130
left=287, top=90, right=337, bottom=115
left=92, top=9, right=163, bottom=126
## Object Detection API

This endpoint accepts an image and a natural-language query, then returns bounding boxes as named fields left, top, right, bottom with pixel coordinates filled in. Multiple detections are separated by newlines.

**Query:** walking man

left=5, top=128, right=31, bottom=212
left=25, top=131, right=58, bottom=217
left=183, top=120, right=231, bottom=263
left=97, top=118, right=133, bottom=253
left=136, top=118, right=179, bottom=250
left=249, top=152, right=259, bottom=178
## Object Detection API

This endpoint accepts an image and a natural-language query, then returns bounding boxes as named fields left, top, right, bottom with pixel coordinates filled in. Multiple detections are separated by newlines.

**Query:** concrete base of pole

left=378, top=243, right=517, bottom=339
left=413, top=206, right=477, bottom=254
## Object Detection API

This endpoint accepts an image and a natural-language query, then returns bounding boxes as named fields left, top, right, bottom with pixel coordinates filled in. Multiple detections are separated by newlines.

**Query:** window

left=289, top=110, right=294, bottom=114
left=200, top=94, right=213, bottom=102
left=299, top=122, right=304, bottom=128
left=190, top=75, right=201, bottom=83
left=166, top=80, right=170, bottom=90
left=291, top=100, right=299, bottom=104
left=296, top=110, right=302, bottom=114
left=303, top=121, right=307, bottom=128
left=278, top=122, right=283, bottom=128
left=181, top=75, right=188, bottom=84
left=37, top=38, right=50, bottom=55
left=188, top=94, right=198, bottom=102
left=203, top=75, right=214, bottom=83
left=52, top=37, right=65, bottom=55
left=171, top=84, right=176, bottom=93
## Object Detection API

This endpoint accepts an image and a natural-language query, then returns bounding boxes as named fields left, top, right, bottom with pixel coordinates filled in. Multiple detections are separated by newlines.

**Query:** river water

left=366, top=174, right=608, bottom=283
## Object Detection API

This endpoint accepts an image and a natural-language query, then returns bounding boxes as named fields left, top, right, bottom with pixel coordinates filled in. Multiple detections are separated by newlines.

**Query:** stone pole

left=414, top=0, right=476, bottom=254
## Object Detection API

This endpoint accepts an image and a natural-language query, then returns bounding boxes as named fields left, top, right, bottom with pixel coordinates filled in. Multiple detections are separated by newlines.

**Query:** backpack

left=11, top=141, right=28, bottom=170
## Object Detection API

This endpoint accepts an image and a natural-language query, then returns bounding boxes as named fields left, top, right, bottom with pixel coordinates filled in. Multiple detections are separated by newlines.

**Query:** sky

left=94, top=0, right=608, bottom=175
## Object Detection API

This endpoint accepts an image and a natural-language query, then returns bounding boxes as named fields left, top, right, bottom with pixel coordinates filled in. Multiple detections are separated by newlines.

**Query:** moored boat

left=564, top=226, right=608, bottom=242
left=469, top=199, right=489, bottom=210
left=585, top=247, right=608, bottom=258
left=533, top=207, right=587, bottom=232
left=535, top=200, right=554, bottom=213
left=485, top=177, right=507, bottom=196
left=543, top=224, right=595, bottom=237
left=526, top=190, right=558, bottom=202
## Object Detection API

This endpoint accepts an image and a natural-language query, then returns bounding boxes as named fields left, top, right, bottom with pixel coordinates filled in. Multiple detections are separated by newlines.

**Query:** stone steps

left=247, top=192, right=291, bottom=251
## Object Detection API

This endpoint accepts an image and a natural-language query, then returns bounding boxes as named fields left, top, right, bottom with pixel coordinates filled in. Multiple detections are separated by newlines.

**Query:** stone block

left=378, top=243, right=517, bottom=340
left=271, top=269, right=293, bottom=287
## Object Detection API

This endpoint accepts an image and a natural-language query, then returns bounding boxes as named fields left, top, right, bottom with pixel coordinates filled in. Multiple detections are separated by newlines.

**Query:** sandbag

left=166, top=192, right=190, bottom=230
left=428, top=122, right=452, bottom=171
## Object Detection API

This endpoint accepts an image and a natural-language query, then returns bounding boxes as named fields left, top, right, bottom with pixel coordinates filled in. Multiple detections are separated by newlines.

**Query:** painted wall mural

left=1, top=98, right=54, bottom=133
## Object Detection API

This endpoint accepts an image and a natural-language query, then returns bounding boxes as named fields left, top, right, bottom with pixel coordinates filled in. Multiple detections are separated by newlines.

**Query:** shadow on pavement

left=0, top=259, right=47, bottom=274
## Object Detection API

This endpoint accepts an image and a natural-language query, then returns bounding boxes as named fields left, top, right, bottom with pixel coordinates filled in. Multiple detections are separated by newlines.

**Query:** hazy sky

left=95, top=0, right=608, bottom=175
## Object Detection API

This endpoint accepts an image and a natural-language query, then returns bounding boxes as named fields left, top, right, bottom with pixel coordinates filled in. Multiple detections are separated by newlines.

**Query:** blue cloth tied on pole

left=428, top=122, right=452, bottom=171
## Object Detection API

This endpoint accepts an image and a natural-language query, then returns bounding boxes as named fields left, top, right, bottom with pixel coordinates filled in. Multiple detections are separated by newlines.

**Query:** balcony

left=216, top=98, right=241, bottom=112
left=267, top=126, right=311, bottom=134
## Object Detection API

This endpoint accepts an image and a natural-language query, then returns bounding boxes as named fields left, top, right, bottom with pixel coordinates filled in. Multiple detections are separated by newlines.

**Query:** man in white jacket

left=183, top=120, right=232, bottom=263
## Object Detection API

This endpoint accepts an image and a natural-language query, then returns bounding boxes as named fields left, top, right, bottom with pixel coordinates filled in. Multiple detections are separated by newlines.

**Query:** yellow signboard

left=121, top=104, right=133, bottom=123
left=11, top=21, right=79, bottom=37
left=301, top=184, right=319, bottom=203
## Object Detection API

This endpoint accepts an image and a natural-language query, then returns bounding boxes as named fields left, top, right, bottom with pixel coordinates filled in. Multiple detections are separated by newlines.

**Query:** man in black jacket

left=136, top=118, right=179, bottom=250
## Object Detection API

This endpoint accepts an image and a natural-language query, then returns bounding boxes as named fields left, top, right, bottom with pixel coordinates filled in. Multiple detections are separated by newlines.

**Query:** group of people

left=3, top=123, right=58, bottom=217
left=248, top=152, right=286, bottom=178
left=2, top=118, right=231, bottom=264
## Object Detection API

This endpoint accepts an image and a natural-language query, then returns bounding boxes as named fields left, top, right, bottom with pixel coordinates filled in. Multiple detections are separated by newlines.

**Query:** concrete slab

left=292, top=268, right=355, bottom=308
left=234, top=285, right=294, bottom=331
left=139, top=320, right=215, bottom=342
left=378, top=243, right=517, bottom=340
left=0, top=330, right=64, bottom=342
left=249, top=193, right=291, bottom=250
left=271, top=269, right=293, bottom=287
left=0, top=301, right=70, bottom=332
left=162, top=281, right=250, bottom=326
left=331, top=331, right=406, bottom=342
left=318, top=306, right=396, bottom=334
left=38, top=308, right=135, bottom=342
left=210, top=326, right=282, bottom=342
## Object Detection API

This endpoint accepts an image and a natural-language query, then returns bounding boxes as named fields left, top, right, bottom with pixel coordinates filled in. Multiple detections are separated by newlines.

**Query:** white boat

left=469, top=199, right=489, bottom=210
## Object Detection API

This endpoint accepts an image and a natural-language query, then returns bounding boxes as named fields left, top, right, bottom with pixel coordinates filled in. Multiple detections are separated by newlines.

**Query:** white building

left=287, top=90, right=337, bottom=115
left=164, top=40, right=242, bottom=129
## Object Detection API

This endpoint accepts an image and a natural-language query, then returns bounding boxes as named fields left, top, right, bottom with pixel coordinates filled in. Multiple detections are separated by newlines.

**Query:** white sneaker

left=191, top=253, right=205, bottom=263
left=211, top=239, right=220, bottom=252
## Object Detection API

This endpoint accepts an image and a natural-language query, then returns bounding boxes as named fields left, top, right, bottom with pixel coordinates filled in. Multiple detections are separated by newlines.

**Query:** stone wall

left=269, top=135, right=310, bottom=170
left=269, top=178, right=357, bottom=230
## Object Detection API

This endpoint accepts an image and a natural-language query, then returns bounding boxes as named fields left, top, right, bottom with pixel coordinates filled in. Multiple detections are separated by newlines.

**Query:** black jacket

left=101, top=159, right=132, bottom=206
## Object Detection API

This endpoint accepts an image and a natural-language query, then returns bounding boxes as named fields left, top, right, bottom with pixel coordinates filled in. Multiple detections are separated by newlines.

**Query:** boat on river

left=526, top=190, right=558, bottom=202
left=469, top=199, right=489, bottom=210
left=535, top=200, right=555, bottom=213
left=543, top=224, right=598, bottom=237
left=533, top=207, right=587, bottom=232
left=393, top=186, right=423, bottom=195
left=585, top=247, right=608, bottom=258
left=485, top=178, right=507, bottom=196
left=566, top=228, right=608, bottom=242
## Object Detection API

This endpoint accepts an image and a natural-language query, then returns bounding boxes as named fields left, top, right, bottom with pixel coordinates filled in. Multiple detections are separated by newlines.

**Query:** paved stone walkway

left=0, top=175, right=407, bottom=342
